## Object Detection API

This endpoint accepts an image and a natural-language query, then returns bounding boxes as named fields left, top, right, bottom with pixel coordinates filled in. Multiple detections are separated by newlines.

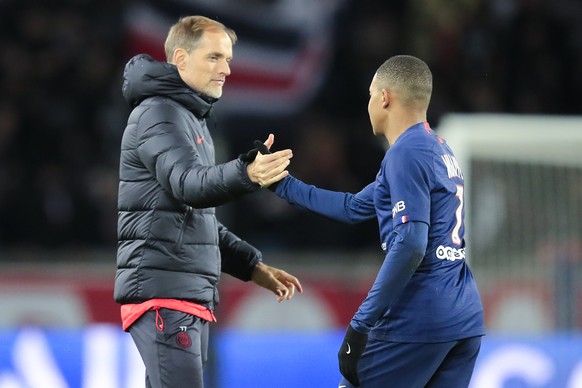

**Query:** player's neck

left=385, top=110, right=427, bottom=146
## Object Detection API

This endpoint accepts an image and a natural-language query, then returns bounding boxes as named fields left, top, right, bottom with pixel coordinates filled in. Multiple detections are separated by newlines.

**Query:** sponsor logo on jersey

left=441, top=154, right=464, bottom=179
left=436, top=245, right=466, bottom=261
left=391, top=200, right=406, bottom=218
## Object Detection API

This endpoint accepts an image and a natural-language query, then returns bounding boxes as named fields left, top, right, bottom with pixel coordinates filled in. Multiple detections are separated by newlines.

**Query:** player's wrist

left=345, top=324, right=368, bottom=348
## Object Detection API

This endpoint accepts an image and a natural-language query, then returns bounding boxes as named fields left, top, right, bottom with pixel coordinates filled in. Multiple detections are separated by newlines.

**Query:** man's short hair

left=164, top=15, right=237, bottom=62
left=375, top=55, right=433, bottom=108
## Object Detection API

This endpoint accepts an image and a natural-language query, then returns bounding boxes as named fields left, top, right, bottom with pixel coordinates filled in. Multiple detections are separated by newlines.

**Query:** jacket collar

left=122, top=54, right=215, bottom=118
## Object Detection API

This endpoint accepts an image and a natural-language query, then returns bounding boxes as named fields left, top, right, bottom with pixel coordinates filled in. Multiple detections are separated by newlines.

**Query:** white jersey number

left=452, top=185, right=464, bottom=245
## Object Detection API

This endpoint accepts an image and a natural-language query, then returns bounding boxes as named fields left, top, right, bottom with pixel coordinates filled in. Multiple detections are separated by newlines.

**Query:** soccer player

left=115, top=16, right=302, bottom=388
left=272, top=55, right=485, bottom=387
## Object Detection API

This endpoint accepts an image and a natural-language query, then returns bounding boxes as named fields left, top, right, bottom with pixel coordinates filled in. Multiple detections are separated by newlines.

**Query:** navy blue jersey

left=362, top=122, right=484, bottom=342
left=275, top=122, right=485, bottom=343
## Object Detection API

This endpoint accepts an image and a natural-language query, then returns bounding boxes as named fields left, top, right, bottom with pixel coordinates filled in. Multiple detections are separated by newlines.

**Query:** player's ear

left=381, top=88, right=390, bottom=109
left=173, top=48, right=188, bottom=69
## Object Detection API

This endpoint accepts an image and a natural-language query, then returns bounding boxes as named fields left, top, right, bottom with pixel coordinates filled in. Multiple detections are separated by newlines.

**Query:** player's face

left=179, top=30, right=233, bottom=99
left=368, top=75, right=387, bottom=136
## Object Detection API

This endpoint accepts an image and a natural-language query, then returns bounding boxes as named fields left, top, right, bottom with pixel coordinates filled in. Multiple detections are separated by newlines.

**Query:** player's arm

left=339, top=221, right=427, bottom=385
left=339, top=144, right=431, bottom=386
left=351, top=221, right=428, bottom=332
left=351, top=145, right=431, bottom=331
left=273, top=175, right=377, bottom=224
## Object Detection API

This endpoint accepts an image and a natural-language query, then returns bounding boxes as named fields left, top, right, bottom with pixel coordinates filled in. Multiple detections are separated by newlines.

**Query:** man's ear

left=173, top=48, right=188, bottom=70
left=381, top=88, right=390, bottom=109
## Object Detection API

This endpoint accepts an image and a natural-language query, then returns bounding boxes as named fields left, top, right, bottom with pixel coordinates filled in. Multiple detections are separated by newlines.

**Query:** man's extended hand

left=338, top=325, right=368, bottom=386
left=246, top=134, right=292, bottom=188
left=251, top=262, right=303, bottom=302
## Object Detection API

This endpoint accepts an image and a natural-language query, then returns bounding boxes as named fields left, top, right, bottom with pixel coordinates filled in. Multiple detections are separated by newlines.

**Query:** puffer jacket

left=114, top=54, right=262, bottom=309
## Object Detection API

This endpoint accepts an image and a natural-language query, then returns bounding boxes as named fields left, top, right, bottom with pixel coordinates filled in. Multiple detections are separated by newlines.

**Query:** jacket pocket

left=175, top=207, right=192, bottom=250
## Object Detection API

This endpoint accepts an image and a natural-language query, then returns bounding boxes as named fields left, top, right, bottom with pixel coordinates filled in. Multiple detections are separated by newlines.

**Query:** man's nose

left=221, top=60, right=231, bottom=76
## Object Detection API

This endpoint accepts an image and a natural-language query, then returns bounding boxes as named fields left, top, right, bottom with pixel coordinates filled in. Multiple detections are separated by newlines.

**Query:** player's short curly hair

left=375, top=55, right=433, bottom=108
left=164, top=15, right=237, bottom=62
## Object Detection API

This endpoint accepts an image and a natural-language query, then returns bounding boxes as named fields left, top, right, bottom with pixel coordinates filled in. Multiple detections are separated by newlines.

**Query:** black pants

left=129, top=309, right=209, bottom=388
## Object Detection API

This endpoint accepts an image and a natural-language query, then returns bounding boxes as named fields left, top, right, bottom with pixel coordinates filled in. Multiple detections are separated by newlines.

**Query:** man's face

left=178, top=30, right=233, bottom=99
left=368, top=75, right=387, bottom=136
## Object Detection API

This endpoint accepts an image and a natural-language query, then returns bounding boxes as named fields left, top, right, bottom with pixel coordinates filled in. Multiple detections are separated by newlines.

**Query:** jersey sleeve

left=385, top=145, right=431, bottom=227
left=351, top=221, right=428, bottom=333
left=274, top=175, right=377, bottom=224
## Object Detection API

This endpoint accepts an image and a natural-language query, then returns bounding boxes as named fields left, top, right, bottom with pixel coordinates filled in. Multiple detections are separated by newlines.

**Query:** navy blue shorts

left=338, top=336, right=482, bottom=388
left=129, top=309, right=209, bottom=388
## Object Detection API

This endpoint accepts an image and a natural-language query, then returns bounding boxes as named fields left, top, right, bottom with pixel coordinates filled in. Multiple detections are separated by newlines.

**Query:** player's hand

left=246, top=134, right=292, bottom=188
left=251, top=262, right=303, bottom=302
left=252, top=139, right=287, bottom=192
left=338, top=324, right=368, bottom=386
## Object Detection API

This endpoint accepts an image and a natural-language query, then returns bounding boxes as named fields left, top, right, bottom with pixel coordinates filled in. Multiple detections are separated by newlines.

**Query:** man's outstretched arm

left=274, top=176, right=377, bottom=224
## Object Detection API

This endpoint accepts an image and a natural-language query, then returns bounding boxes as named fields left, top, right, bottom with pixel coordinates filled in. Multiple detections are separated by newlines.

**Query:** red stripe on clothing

left=120, top=299, right=216, bottom=331
left=423, top=121, right=431, bottom=133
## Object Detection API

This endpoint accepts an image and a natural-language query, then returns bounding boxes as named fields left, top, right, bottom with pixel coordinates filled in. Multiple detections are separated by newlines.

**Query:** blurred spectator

left=0, top=1, right=124, bottom=250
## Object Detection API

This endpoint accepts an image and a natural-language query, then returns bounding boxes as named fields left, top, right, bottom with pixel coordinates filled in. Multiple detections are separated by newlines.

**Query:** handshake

left=240, top=134, right=292, bottom=189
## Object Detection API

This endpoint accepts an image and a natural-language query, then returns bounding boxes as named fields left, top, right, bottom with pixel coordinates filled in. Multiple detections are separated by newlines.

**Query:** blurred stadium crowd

left=0, top=0, right=581, bottom=255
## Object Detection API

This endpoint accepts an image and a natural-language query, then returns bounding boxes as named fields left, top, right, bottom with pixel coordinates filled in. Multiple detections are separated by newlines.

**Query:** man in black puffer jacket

left=115, top=15, right=302, bottom=388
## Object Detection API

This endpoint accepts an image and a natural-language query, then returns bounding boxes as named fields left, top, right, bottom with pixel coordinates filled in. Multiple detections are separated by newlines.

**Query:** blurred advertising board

left=0, top=327, right=581, bottom=388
